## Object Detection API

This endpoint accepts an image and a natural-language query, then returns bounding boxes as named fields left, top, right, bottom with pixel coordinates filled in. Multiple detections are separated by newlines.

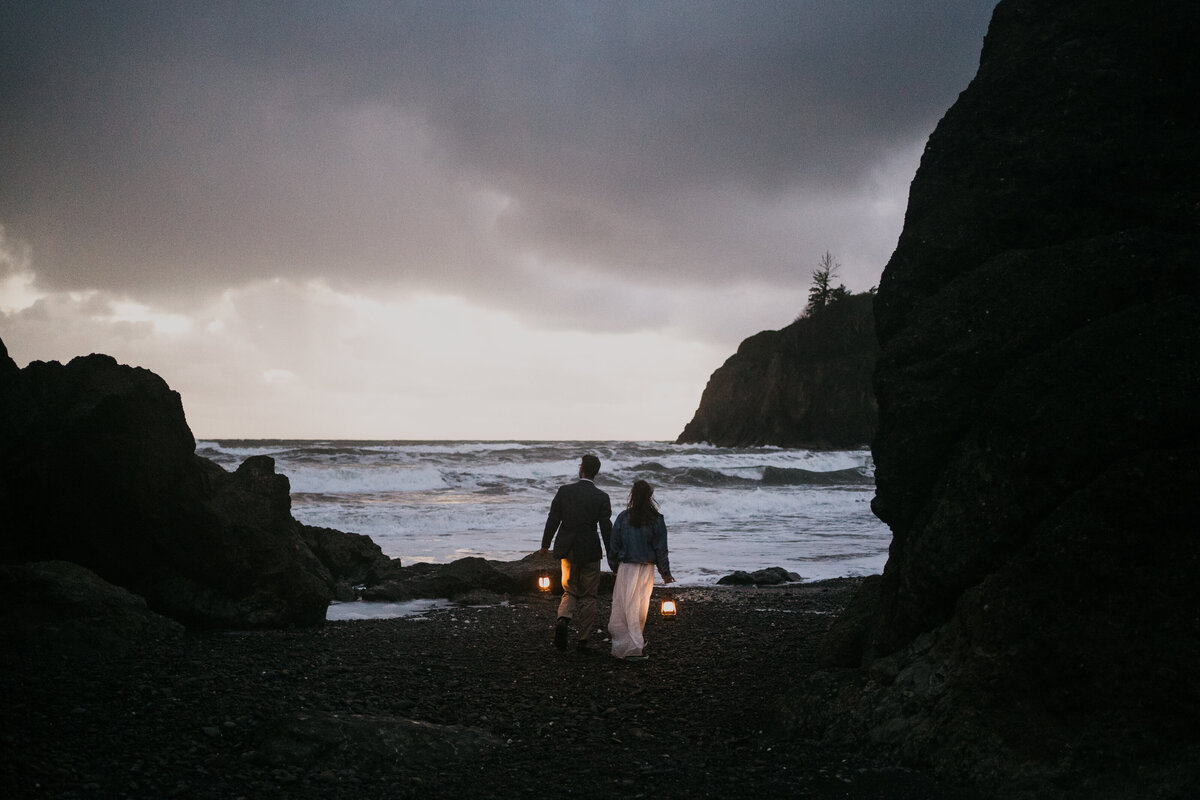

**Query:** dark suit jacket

left=541, top=479, right=613, bottom=564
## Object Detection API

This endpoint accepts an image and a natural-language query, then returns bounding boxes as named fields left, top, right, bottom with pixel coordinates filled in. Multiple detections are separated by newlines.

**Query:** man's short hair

left=580, top=454, right=601, bottom=479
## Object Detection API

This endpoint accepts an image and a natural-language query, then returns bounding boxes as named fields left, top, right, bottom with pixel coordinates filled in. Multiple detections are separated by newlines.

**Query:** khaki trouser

left=557, top=558, right=601, bottom=642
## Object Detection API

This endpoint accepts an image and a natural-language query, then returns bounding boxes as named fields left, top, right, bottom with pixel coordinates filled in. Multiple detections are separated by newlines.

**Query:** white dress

left=608, top=562, right=656, bottom=658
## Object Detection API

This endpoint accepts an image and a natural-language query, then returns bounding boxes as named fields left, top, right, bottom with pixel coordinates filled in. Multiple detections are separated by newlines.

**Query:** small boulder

left=300, top=524, right=400, bottom=600
left=362, top=557, right=518, bottom=602
left=717, top=567, right=801, bottom=586
left=0, top=560, right=184, bottom=655
left=360, top=553, right=617, bottom=602
left=249, top=711, right=501, bottom=770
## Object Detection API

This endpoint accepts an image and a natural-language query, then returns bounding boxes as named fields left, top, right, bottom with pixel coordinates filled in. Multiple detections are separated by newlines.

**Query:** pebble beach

left=1, top=580, right=980, bottom=799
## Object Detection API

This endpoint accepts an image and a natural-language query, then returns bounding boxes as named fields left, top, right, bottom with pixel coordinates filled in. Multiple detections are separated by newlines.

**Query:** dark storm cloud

left=0, top=1, right=996, bottom=302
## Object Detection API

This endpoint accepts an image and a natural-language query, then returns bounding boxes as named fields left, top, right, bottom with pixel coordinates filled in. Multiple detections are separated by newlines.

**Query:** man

left=537, top=454, right=613, bottom=653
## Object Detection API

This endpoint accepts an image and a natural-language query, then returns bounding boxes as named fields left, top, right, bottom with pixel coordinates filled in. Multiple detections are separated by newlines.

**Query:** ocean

left=199, top=440, right=890, bottom=596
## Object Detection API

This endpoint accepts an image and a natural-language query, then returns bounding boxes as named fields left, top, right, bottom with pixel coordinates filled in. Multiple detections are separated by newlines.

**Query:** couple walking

left=536, top=454, right=674, bottom=660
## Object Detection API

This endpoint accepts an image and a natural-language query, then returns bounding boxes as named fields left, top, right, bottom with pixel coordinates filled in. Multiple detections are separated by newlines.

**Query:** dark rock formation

left=792, top=0, right=1200, bottom=795
left=760, top=465, right=873, bottom=486
left=361, top=552, right=615, bottom=602
left=0, top=337, right=17, bottom=382
left=0, top=343, right=395, bottom=629
left=361, top=557, right=518, bottom=602
left=716, top=566, right=801, bottom=586
left=299, top=524, right=398, bottom=601
left=489, top=551, right=601, bottom=595
left=677, top=293, right=878, bottom=448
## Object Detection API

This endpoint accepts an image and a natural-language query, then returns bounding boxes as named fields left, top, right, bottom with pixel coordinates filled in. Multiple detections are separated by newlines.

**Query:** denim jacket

left=608, top=509, right=671, bottom=578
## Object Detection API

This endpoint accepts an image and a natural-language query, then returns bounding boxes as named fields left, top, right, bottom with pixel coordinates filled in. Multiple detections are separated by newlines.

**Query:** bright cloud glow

left=1, top=265, right=733, bottom=440
left=103, top=299, right=195, bottom=335
left=0, top=226, right=41, bottom=314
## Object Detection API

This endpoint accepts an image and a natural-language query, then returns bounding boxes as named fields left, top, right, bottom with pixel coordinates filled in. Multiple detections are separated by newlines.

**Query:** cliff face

left=676, top=293, right=877, bottom=448
left=790, top=0, right=1200, bottom=794
left=867, top=0, right=1199, bottom=656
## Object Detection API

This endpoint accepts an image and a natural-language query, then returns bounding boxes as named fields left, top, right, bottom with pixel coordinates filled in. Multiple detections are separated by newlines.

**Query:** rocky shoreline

left=0, top=579, right=979, bottom=800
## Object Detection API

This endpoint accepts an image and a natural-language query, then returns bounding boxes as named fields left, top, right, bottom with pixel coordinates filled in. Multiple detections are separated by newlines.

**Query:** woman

left=607, top=480, right=674, bottom=660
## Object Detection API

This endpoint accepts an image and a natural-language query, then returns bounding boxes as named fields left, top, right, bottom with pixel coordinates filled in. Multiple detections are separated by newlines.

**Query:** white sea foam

left=201, top=440, right=891, bottom=589
left=287, top=464, right=450, bottom=494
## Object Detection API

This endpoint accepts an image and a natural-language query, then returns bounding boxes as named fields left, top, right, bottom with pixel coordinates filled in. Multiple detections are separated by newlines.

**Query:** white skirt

left=607, top=562, right=656, bottom=658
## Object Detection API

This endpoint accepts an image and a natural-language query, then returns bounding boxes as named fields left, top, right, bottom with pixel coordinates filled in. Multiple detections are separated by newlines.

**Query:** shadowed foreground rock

left=0, top=341, right=396, bottom=629
left=247, top=711, right=503, bottom=771
left=0, top=561, right=184, bottom=654
left=788, top=1, right=1200, bottom=797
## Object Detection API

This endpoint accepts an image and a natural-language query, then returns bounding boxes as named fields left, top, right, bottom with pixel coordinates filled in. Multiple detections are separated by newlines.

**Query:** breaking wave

left=197, top=440, right=888, bottom=585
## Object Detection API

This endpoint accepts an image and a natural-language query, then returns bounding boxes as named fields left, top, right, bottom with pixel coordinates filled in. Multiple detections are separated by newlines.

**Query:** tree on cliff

left=803, top=251, right=850, bottom=317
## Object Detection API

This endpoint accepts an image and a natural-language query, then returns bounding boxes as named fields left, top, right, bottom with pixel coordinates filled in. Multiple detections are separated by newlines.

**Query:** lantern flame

left=660, top=598, right=677, bottom=617
left=538, top=574, right=552, bottom=591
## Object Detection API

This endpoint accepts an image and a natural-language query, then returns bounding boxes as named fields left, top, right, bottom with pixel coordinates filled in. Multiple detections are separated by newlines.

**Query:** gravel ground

left=1, top=579, right=980, bottom=799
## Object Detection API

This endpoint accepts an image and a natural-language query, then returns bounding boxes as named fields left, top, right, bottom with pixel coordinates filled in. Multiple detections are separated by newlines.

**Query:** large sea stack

left=0, top=340, right=393, bottom=629
left=677, top=292, right=877, bottom=448
left=787, top=0, right=1200, bottom=796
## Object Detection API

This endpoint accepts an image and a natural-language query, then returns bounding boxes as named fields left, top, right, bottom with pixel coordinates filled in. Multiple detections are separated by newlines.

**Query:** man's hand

left=662, top=575, right=676, bottom=585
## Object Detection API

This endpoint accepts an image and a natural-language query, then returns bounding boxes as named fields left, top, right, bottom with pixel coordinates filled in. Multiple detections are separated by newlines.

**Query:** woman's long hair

left=626, top=480, right=660, bottom=529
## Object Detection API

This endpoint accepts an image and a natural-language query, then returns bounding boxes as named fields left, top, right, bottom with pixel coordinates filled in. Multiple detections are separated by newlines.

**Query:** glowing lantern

left=537, top=572, right=552, bottom=592
left=660, top=597, right=678, bottom=617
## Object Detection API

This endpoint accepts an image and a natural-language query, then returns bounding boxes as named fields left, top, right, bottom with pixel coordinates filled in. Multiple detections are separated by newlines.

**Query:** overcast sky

left=1, top=1, right=997, bottom=440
